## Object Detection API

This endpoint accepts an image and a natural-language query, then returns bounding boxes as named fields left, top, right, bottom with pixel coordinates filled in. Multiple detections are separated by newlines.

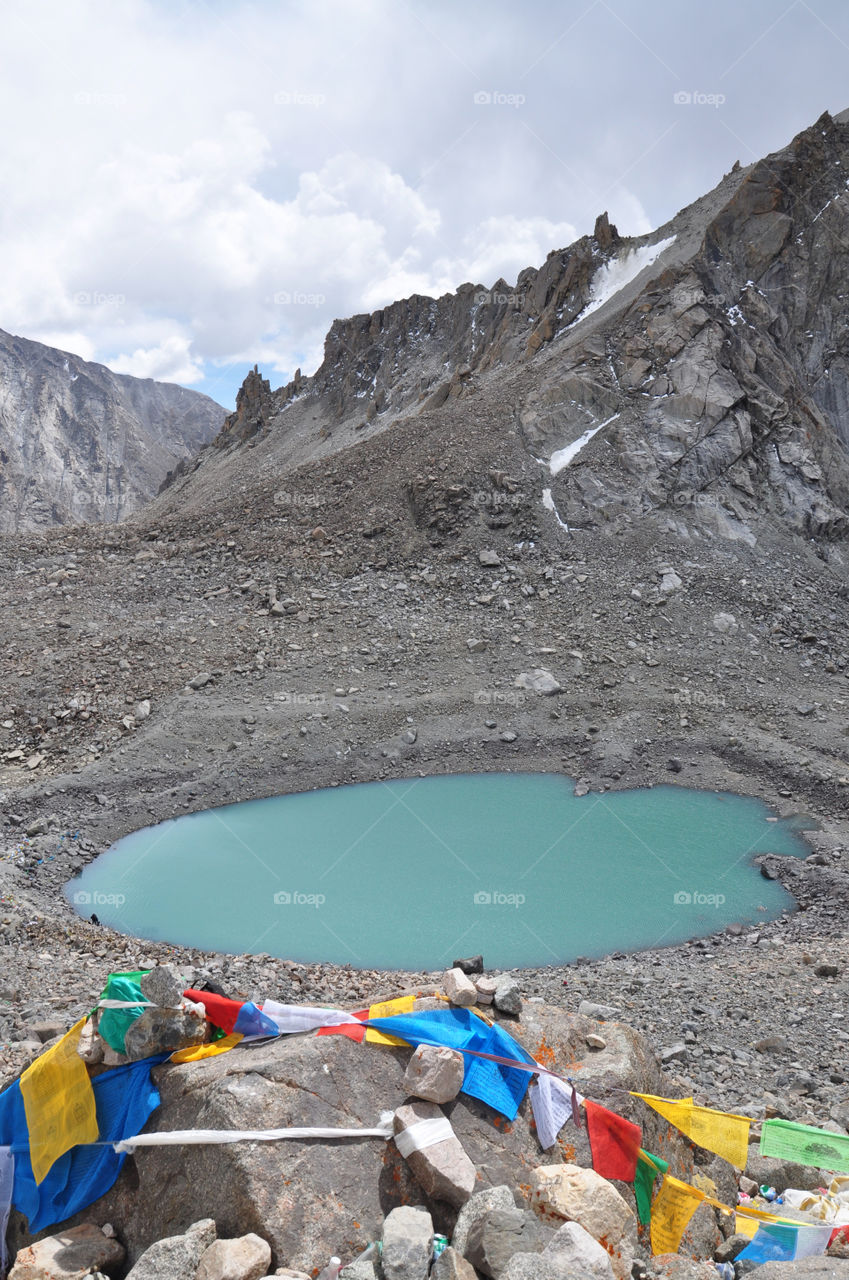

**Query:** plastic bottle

left=760, top=1184, right=777, bottom=1202
left=715, top=1264, right=734, bottom=1280
left=433, top=1233, right=449, bottom=1259
left=317, top=1258, right=342, bottom=1280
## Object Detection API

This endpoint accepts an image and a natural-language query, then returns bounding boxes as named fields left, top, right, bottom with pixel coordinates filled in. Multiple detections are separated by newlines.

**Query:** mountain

left=0, top=328, right=226, bottom=532
left=156, top=109, right=849, bottom=559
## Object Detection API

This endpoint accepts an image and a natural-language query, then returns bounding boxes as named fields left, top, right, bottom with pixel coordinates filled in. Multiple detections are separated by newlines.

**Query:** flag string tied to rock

left=393, top=1117, right=454, bottom=1158
left=112, top=1114, right=395, bottom=1153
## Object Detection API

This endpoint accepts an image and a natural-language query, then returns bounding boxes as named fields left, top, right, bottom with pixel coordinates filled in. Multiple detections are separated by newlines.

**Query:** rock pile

left=5, top=966, right=847, bottom=1280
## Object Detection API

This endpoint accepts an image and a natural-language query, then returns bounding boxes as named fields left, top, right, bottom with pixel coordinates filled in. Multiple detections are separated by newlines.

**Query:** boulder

left=528, top=1165, right=637, bottom=1280
left=443, top=968, right=477, bottom=1007
left=475, top=976, right=498, bottom=1005
left=393, top=1101, right=477, bottom=1206
left=744, top=1147, right=824, bottom=1193
left=452, top=1186, right=518, bottom=1257
left=543, top=1221, right=615, bottom=1278
left=339, top=1258, right=379, bottom=1280
left=431, top=1246, right=478, bottom=1279
left=465, top=1206, right=552, bottom=1277
left=501, top=1255, right=593, bottom=1280
left=403, top=1045, right=465, bottom=1104
left=714, top=1233, right=751, bottom=1263
left=122, top=998, right=208, bottom=1061
left=139, top=964, right=185, bottom=1008
left=493, top=976, right=522, bottom=1016
left=125, top=1219, right=217, bottom=1279
left=10, top=1223, right=125, bottom=1280
left=647, top=1260, right=719, bottom=1280
left=382, top=1205, right=433, bottom=1280
left=514, top=670, right=562, bottom=696
left=196, top=1234, right=272, bottom=1280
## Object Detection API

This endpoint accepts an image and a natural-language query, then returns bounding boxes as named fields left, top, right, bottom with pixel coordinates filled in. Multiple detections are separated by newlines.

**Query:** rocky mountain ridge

left=0, top=328, right=226, bottom=532
left=157, top=110, right=849, bottom=567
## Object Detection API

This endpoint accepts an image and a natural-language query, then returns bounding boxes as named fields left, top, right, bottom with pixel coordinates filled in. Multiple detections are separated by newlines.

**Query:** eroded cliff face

left=0, top=330, right=225, bottom=532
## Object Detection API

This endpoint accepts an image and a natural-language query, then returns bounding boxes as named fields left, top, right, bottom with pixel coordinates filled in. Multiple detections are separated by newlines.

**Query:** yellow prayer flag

left=735, top=1213, right=761, bottom=1239
left=170, top=1032, right=243, bottom=1062
left=632, top=1092, right=751, bottom=1169
left=365, top=996, right=416, bottom=1046
left=20, top=1017, right=98, bottom=1184
left=650, top=1174, right=705, bottom=1255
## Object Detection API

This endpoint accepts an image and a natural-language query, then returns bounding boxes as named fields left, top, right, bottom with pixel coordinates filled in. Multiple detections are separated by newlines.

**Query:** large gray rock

left=393, top=1101, right=477, bottom=1206
left=647, top=1260, right=719, bottom=1280
left=503, top=1253, right=604, bottom=1280
left=431, top=1246, right=477, bottom=1280
left=125, top=1219, right=217, bottom=1280
left=122, top=997, right=208, bottom=1060
left=528, top=1164, right=637, bottom=1280
left=514, top=669, right=562, bottom=696
left=339, top=1258, right=380, bottom=1280
left=382, top=1206, right=433, bottom=1280
left=443, top=968, right=477, bottom=1007
left=745, top=1146, right=825, bottom=1193
left=9, top=1224, right=125, bottom=1279
left=403, top=1044, right=465, bottom=1104
left=452, top=1186, right=518, bottom=1258
left=139, top=964, right=185, bottom=1008
left=493, top=976, right=522, bottom=1017
left=465, top=1207, right=552, bottom=1278
left=543, top=1221, right=615, bottom=1278
left=196, top=1233, right=272, bottom=1280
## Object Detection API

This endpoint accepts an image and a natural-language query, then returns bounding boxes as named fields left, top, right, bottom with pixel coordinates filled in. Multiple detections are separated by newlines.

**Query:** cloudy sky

left=2, top=0, right=849, bottom=409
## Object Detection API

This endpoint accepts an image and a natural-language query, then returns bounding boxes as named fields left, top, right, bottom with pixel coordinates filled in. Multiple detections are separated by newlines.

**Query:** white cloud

left=110, top=335, right=204, bottom=385
left=3, top=0, right=828, bottom=406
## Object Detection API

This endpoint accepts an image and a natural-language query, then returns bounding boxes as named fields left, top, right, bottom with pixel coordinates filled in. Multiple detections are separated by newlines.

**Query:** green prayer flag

left=97, top=970, right=150, bottom=1053
left=634, top=1148, right=669, bottom=1225
left=760, top=1119, right=849, bottom=1174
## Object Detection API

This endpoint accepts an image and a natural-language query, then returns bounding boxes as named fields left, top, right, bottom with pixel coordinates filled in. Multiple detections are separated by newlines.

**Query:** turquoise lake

left=66, top=774, right=810, bottom=969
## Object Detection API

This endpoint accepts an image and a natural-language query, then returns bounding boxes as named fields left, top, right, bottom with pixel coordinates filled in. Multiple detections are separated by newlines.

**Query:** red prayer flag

left=584, top=1099, right=642, bottom=1181
left=184, top=988, right=243, bottom=1035
left=317, top=1009, right=368, bottom=1042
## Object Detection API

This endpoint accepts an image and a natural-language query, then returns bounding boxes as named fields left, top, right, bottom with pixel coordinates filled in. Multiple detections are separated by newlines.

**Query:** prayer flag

left=584, top=1100, right=641, bottom=1181
left=650, top=1174, right=704, bottom=1255
left=633, top=1092, right=750, bottom=1168
left=20, top=1019, right=99, bottom=1185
